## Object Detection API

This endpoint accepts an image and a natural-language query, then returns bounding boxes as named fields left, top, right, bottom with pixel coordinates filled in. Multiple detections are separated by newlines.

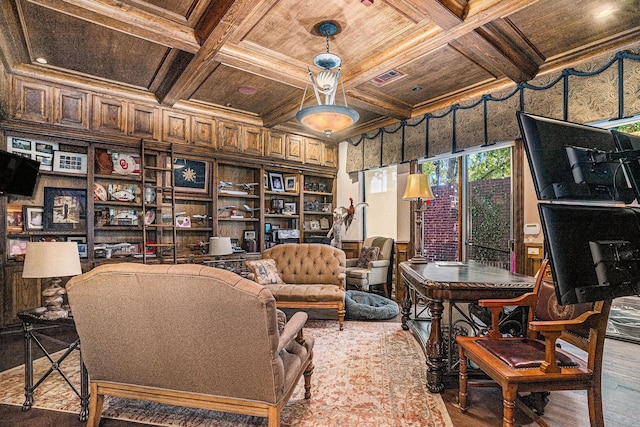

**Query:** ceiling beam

left=25, top=0, right=200, bottom=52
left=0, top=1, right=30, bottom=68
left=160, top=0, right=261, bottom=106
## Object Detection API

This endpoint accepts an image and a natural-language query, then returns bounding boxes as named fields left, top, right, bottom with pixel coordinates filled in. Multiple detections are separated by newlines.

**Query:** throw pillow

left=245, top=259, right=285, bottom=285
left=356, top=246, right=380, bottom=268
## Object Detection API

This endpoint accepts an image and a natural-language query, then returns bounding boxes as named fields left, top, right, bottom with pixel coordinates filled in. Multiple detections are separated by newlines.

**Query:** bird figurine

left=327, top=199, right=368, bottom=248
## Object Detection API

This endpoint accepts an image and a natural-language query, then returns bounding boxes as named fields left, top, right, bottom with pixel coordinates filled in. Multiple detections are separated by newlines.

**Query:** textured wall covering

left=404, top=116, right=427, bottom=161
left=382, top=123, right=403, bottom=166
left=455, top=101, right=485, bottom=151
left=345, top=48, right=640, bottom=173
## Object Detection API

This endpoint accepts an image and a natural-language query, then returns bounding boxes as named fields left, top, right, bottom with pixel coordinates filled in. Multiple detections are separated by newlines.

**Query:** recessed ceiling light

left=35, top=57, right=47, bottom=64
left=594, top=5, right=616, bottom=19
left=412, top=86, right=423, bottom=91
left=238, top=86, right=257, bottom=95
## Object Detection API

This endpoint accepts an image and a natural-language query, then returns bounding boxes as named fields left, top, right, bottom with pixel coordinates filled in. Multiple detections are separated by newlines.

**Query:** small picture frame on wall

left=53, top=151, right=88, bottom=174
left=22, top=205, right=44, bottom=231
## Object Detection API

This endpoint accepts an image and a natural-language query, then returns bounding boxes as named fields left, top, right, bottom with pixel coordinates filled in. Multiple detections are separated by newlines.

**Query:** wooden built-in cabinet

left=1, top=75, right=339, bottom=326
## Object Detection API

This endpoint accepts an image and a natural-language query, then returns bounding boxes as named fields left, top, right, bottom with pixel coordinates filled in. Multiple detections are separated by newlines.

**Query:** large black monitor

left=0, top=150, right=40, bottom=197
left=517, top=111, right=634, bottom=203
left=539, top=203, right=640, bottom=305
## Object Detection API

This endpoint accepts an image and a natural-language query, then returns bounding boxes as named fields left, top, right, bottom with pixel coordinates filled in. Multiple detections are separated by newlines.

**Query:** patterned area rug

left=0, top=320, right=453, bottom=426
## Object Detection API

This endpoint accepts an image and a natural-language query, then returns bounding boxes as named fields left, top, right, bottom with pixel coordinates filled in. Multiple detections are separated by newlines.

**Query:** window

left=421, top=145, right=513, bottom=269
left=364, top=165, right=398, bottom=238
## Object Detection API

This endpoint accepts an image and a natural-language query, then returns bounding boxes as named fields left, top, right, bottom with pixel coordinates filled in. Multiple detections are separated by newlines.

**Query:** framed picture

left=53, top=151, right=88, bottom=174
left=172, top=157, right=209, bottom=194
left=77, top=243, right=88, bottom=258
left=283, top=202, right=296, bottom=215
left=6, top=204, right=24, bottom=232
left=22, top=205, right=44, bottom=231
left=244, top=230, right=256, bottom=240
left=44, top=187, right=87, bottom=231
left=8, top=137, right=58, bottom=171
left=284, top=174, right=298, bottom=192
left=7, top=238, right=29, bottom=260
left=269, top=172, right=285, bottom=192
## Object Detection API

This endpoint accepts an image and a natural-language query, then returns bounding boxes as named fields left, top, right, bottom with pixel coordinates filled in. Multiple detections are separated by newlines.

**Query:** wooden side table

left=18, top=307, right=89, bottom=421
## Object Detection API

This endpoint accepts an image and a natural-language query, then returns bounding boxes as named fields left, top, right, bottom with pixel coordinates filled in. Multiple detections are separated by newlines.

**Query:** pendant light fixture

left=296, top=22, right=359, bottom=137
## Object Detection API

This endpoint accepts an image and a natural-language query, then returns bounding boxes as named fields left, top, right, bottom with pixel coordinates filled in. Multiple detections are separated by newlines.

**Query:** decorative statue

left=327, top=198, right=368, bottom=248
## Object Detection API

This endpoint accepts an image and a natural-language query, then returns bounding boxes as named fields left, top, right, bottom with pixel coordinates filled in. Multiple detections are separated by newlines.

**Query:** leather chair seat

left=476, top=339, right=579, bottom=369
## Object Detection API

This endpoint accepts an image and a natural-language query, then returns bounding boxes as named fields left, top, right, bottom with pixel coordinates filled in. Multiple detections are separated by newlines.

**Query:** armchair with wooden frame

left=456, top=259, right=611, bottom=427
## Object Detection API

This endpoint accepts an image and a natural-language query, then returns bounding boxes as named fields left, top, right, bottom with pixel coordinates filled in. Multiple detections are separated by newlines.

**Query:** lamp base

left=409, top=256, right=429, bottom=264
left=42, top=279, right=66, bottom=313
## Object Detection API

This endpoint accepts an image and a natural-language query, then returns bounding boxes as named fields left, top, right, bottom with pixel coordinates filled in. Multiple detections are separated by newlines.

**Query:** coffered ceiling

left=1, top=0, right=639, bottom=142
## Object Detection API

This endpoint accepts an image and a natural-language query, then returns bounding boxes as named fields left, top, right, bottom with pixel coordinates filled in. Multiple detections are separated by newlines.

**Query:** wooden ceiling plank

left=25, top=0, right=200, bottom=52
left=344, top=0, right=536, bottom=88
left=161, top=0, right=260, bottom=105
left=0, top=1, right=31, bottom=68
left=402, top=0, right=464, bottom=29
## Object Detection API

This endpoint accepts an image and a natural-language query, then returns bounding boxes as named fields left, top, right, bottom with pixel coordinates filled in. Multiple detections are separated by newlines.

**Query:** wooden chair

left=456, top=259, right=611, bottom=427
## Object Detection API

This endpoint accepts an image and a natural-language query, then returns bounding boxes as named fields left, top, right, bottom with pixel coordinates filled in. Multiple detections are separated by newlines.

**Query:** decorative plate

left=144, top=209, right=155, bottom=225
left=113, top=154, right=136, bottom=175
left=93, top=183, right=108, bottom=201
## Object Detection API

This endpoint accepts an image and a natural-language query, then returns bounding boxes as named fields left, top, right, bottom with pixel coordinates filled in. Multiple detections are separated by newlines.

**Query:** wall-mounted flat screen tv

left=0, top=150, right=40, bottom=197
left=539, top=203, right=640, bottom=305
left=517, top=111, right=634, bottom=203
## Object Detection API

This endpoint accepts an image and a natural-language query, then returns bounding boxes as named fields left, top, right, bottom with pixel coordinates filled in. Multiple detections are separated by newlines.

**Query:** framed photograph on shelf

left=7, top=237, right=29, bottom=260
left=8, top=137, right=58, bottom=171
left=6, top=204, right=24, bottom=232
left=53, top=151, right=88, bottom=174
left=22, top=205, right=44, bottom=231
left=263, top=172, right=269, bottom=189
left=268, top=172, right=284, bottom=192
left=244, top=230, right=256, bottom=240
left=43, top=187, right=87, bottom=231
left=77, top=243, right=88, bottom=258
left=172, top=157, right=209, bottom=194
left=284, top=174, right=298, bottom=192
left=283, top=202, right=296, bottom=215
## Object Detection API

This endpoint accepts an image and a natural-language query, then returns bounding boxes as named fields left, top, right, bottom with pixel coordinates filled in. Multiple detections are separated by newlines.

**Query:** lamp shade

left=22, top=241, right=82, bottom=278
left=402, top=174, right=435, bottom=201
left=208, top=237, right=233, bottom=256
left=296, top=105, right=359, bottom=137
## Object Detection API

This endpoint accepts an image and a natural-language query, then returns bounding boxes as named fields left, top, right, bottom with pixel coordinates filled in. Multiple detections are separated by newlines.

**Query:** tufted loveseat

left=253, top=243, right=347, bottom=330
left=67, top=263, right=314, bottom=427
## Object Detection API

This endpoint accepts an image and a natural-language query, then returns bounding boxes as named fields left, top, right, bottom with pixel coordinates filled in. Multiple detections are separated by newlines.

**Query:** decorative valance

left=346, top=49, right=640, bottom=173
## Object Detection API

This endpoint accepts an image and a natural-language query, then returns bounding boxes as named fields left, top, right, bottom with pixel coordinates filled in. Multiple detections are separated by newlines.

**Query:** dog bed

left=345, top=290, right=399, bottom=320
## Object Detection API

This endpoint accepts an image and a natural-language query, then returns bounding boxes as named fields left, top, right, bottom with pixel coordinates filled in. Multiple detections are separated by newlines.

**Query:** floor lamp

left=22, top=241, right=83, bottom=319
left=403, top=174, right=435, bottom=263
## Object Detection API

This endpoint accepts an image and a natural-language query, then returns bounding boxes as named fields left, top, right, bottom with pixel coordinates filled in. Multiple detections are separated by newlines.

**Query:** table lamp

left=208, top=237, right=233, bottom=258
left=22, top=241, right=82, bottom=318
left=403, top=173, right=435, bottom=263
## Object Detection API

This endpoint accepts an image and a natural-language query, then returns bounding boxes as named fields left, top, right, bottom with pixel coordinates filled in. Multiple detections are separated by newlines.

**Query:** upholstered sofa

left=247, top=243, right=346, bottom=330
left=67, top=263, right=314, bottom=427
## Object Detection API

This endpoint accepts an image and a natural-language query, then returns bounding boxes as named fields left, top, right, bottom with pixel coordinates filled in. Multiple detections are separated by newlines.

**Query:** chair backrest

left=262, top=243, right=345, bottom=285
left=362, top=236, right=394, bottom=261
left=527, top=259, right=611, bottom=370
left=67, top=263, right=285, bottom=404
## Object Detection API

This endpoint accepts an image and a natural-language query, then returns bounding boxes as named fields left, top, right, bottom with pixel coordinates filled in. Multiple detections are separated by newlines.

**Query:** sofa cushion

left=245, top=259, right=285, bottom=285
left=266, top=284, right=345, bottom=303
left=356, top=246, right=380, bottom=268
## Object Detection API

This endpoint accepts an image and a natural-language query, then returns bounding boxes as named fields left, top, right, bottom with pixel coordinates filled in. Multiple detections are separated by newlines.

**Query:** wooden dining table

left=399, top=261, right=536, bottom=393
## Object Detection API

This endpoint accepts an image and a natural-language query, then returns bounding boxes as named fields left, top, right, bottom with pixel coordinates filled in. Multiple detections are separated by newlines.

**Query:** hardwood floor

left=0, top=322, right=638, bottom=426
